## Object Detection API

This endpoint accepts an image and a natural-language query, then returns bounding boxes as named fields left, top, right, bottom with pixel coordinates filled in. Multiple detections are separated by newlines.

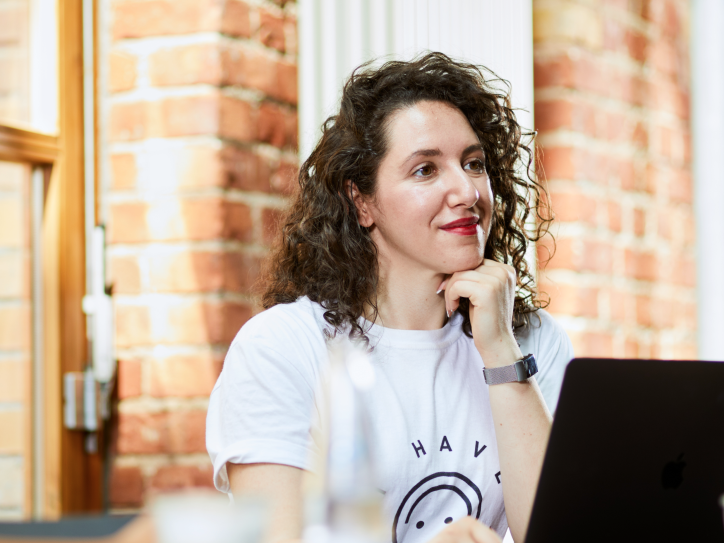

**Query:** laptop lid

left=525, top=358, right=724, bottom=543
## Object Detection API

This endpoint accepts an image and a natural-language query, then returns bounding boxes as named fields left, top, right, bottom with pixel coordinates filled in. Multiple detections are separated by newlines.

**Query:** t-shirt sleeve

left=206, top=307, right=323, bottom=492
left=519, top=309, right=575, bottom=414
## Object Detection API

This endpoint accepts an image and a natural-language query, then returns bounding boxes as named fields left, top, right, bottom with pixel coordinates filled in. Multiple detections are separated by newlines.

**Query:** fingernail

left=436, top=288, right=442, bottom=294
left=446, top=309, right=450, bottom=318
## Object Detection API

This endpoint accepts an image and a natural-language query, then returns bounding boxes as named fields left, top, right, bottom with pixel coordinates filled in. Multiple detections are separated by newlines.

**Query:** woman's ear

left=346, top=180, right=374, bottom=228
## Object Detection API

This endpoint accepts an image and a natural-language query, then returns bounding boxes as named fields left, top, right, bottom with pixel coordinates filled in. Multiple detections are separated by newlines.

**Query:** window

left=0, top=0, right=92, bottom=519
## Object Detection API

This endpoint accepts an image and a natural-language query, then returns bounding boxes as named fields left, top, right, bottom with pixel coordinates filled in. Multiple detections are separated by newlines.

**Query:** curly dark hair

left=261, top=52, right=553, bottom=343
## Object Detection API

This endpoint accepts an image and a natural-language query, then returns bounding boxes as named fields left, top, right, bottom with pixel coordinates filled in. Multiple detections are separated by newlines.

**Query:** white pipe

left=691, top=0, right=724, bottom=361
left=97, top=0, right=110, bottom=226
left=83, top=0, right=95, bottom=351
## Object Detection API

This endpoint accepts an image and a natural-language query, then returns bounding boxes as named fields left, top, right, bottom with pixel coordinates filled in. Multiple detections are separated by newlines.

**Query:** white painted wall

left=691, top=0, right=724, bottom=361
left=298, top=0, right=534, bottom=161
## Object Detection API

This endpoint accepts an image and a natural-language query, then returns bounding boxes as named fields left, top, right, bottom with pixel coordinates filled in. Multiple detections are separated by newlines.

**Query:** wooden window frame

left=0, top=125, right=59, bottom=165
left=0, top=124, right=58, bottom=520
left=0, top=0, right=102, bottom=519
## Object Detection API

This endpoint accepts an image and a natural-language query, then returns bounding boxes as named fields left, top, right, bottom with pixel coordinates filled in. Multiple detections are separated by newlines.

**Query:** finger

left=446, top=266, right=509, bottom=313
left=470, top=521, right=503, bottom=543
left=479, top=259, right=517, bottom=280
left=478, top=260, right=516, bottom=281
left=447, top=268, right=511, bottom=293
left=472, top=265, right=517, bottom=295
left=445, top=260, right=513, bottom=290
left=436, top=274, right=451, bottom=294
left=443, top=517, right=501, bottom=543
left=444, top=266, right=514, bottom=316
left=475, top=267, right=513, bottom=285
left=442, top=261, right=513, bottom=299
left=446, top=277, right=499, bottom=314
left=479, top=258, right=515, bottom=273
left=444, top=270, right=489, bottom=314
left=445, top=278, right=471, bottom=315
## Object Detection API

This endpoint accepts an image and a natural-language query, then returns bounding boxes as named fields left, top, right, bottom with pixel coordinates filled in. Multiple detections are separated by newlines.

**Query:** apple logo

left=661, top=453, right=686, bottom=489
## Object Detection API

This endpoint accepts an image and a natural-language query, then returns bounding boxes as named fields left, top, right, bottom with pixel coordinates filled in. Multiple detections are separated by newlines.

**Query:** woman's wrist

left=476, top=335, right=523, bottom=369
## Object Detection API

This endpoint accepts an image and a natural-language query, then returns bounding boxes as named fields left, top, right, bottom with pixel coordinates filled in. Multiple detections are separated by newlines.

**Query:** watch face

left=526, top=355, right=538, bottom=377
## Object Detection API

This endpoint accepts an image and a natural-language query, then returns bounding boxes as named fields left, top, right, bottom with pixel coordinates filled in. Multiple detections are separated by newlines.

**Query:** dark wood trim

left=0, top=125, right=59, bottom=165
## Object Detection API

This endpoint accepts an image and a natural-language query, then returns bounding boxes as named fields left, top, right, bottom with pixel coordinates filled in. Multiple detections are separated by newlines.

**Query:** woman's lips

left=441, top=224, right=478, bottom=236
left=440, top=217, right=479, bottom=236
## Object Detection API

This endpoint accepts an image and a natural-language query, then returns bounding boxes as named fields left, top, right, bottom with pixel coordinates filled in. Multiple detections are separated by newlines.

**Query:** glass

left=0, top=0, right=31, bottom=125
left=0, top=0, right=58, bottom=132
left=0, top=160, right=32, bottom=518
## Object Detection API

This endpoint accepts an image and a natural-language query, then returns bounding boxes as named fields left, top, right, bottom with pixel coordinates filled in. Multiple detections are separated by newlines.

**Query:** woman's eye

left=414, top=165, right=435, bottom=177
left=465, top=159, right=485, bottom=173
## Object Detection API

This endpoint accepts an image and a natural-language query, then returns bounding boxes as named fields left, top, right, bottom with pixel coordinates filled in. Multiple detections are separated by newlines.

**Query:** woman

left=207, top=53, right=573, bottom=543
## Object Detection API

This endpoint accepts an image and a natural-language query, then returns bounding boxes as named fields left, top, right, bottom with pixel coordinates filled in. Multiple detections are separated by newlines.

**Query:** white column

left=691, top=0, right=724, bottom=361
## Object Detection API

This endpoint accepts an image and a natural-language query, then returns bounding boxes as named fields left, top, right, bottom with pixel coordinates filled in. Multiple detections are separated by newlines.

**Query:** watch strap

left=483, top=354, right=537, bottom=385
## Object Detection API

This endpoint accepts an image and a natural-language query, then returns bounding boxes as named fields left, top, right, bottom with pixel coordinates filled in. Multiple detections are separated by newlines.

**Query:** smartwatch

left=483, top=353, right=538, bottom=385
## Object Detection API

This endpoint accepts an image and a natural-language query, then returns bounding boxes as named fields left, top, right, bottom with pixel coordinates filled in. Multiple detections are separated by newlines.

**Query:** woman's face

left=358, top=100, right=493, bottom=276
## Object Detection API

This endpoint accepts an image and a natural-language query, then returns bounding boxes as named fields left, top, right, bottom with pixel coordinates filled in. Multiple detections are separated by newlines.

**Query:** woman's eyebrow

left=462, top=143, right=485, bottom=156
left=402, top=148, right=442, bottom=163
left=402, top=144, right=483, bottom=165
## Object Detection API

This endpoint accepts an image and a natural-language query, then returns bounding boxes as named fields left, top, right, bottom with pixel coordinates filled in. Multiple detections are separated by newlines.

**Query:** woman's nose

left=447, top=166, right=479, bottom=208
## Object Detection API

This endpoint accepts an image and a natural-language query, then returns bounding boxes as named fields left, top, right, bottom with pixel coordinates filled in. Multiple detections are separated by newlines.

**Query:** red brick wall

left=1, top=2, right=32, bottom=519
left=534, top=0, right=696, bottom=359
left=105, top=0, right=298, bottom=508
left=0, top=161, right=31, bottom=520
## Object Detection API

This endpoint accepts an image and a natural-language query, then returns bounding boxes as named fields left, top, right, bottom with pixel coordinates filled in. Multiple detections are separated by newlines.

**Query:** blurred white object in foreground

left=305, top=340, right=385, bottom=543
left=151, top=491, right=267, bottom=543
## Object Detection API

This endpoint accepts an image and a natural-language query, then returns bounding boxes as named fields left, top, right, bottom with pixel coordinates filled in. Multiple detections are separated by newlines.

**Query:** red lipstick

left=439, top=216, right=479, bottom=236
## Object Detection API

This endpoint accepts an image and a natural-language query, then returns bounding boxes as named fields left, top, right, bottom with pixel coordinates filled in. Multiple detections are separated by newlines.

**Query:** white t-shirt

left=206, top=297, right=574, bottom=542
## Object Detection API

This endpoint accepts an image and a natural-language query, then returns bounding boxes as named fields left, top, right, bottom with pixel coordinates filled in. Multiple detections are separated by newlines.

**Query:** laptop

left=524, top=358, right=724, bottom=543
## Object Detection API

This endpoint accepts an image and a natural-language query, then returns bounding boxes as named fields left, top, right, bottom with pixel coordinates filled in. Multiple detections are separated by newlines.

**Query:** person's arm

left=206, top=308, right=321, bottom=543
left=485, top=361, right=550, bottom=540
left=227, top=463, right=305, bottom=543
left=444, top=260, right=552, bottom=542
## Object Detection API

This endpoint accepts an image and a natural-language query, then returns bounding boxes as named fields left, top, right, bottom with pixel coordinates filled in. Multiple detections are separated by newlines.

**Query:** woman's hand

left=428, top=517, right=502, bottom=543
left=441, top=259, right=522, bottom=366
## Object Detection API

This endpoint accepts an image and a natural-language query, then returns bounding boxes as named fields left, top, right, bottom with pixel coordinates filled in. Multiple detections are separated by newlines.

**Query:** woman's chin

left=440, top=253, right=485, bottom=274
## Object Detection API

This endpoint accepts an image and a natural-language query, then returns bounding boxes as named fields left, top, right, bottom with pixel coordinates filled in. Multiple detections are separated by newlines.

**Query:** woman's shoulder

left=516, top=308, right=567, bottom=345
left=221, top=297, right=331, bottom=391
left=232, top=296, right=330, bottom=348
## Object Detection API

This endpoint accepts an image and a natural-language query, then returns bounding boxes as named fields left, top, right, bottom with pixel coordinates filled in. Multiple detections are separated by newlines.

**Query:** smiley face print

left=392, top=472, right=483, bottom=543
